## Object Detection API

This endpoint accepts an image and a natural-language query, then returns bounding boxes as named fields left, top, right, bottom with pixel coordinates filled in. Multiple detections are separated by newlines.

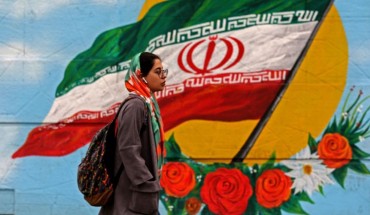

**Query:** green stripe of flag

left=56, top=0, right=331, bottom=97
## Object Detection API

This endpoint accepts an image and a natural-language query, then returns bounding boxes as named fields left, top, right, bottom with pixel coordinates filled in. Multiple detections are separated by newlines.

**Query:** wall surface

left=1, top=0, right=370, bottom=214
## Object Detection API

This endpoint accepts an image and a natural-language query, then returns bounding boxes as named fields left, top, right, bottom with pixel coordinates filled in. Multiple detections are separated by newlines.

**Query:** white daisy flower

left=281, top=147, right=334, bottom=196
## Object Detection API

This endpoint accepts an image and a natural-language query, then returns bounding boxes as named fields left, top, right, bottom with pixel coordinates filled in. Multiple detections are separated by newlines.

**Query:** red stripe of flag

left=12, top=70, right=288, bottom=158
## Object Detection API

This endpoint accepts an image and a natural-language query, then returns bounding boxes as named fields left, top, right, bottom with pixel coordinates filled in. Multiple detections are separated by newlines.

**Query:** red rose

left=318, top=133, right=352, bottom=168
left=256, top=169, right=292, bottom=209
left=185, top=197, right=202, bottom=215
left=160, top=162, right=196, bottom=197
left=200, top=168, right=253, bottom=215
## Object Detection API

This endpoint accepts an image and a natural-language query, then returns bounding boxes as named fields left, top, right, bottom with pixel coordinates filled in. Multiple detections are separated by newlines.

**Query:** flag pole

left=231, top=0, right=335, bottom=163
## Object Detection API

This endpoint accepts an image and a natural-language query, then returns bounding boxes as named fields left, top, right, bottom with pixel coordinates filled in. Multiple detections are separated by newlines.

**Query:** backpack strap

left=113, top=96, right=135, bottom=136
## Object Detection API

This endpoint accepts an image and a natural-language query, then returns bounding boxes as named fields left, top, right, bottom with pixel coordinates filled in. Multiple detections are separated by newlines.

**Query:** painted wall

left=1, top=0, right=370, bottom=214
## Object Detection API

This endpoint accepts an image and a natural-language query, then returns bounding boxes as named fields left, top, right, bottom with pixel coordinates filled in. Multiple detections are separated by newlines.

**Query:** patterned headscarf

left=125, top=52, right=165, bottom=171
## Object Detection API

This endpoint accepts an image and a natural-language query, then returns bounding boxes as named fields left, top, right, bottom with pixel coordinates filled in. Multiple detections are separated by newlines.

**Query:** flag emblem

left=178, top=35, right=245, bottom=75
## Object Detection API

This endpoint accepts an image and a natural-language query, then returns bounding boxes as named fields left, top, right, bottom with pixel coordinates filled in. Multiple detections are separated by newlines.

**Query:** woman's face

left=144, top=59, right=167, bottom=92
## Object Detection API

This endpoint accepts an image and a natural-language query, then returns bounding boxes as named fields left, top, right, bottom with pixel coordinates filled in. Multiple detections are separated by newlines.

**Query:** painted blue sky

left=0, top=0, right=370, bottom=214
left=0, top=1, right=145, bottom=214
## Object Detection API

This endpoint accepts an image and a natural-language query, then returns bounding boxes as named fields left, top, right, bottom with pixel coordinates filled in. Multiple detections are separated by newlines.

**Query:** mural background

left=0, top=0, right=369, bottom=214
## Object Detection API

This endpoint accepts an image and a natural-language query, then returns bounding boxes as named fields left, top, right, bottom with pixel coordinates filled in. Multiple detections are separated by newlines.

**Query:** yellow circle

left=165, top=6, right=348, bottom=164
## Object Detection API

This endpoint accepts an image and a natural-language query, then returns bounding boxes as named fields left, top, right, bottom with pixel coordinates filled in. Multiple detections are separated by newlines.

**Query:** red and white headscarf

left=125, top=52, right=165, bottom=170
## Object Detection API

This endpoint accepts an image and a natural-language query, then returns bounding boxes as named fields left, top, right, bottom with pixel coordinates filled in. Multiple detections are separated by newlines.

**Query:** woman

left=99, top=52, right=167, bottom=215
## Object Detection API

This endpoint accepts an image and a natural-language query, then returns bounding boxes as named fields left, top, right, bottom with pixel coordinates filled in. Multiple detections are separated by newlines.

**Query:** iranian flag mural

left=5, top=0, right=370, bottom=214
left=12, top=0, right=333, bottom=159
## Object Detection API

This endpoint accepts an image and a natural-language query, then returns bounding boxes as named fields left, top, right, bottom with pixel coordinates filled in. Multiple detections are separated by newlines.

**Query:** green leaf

left=344, top=118, right=358, bottom=135
left=348, top=160, right=370, bottom=174
left=318, top=185, right=324, bottom=195
left=172, top=199, right=186, bottom=215
left=296, top=191, right=314, bottom=204
left=260, top=152, right=276, bottom=172
left=213, top=162, right=229, bottom=169
left=161, top=196, right=186, bottom=215
left=165, top=133, right=183, bottom=160
left=359, top=124, right=370, bottom=136
left=331, top=117, right=339, bottom=133
left=332, top=167, right=348, bottom=188
left=341, top=119, right=350, bottom=134
left=240, top=164, right=253, bottom=177
left=356, top=107, right=370, bottom=132
left=348, top=134, right=362, bottom=145
left=256, top=204, right=281, bottom=215
left=201, top=206, right=213, bottom=215
left=352, top=145, right=370, bottom=159
left=244, top=199, right=257, bottom=215
left=350, top=119, right=370, bottom=135
left=281, top=195, right=309, bottom=215
left=325, top=124, right=333, bottom=134
left=338, top=117, right=355, bottom=136
left=196, top=163, right=212, bottom=177
left=307, top=133, right=318, bottom=152
left=279, top=165, right=291, bottom=173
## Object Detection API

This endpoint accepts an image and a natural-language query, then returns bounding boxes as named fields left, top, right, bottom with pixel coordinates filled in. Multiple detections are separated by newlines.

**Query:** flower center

left=303, top=164, right=313, bottom=175
left=223, top=181, right=230, bottom=188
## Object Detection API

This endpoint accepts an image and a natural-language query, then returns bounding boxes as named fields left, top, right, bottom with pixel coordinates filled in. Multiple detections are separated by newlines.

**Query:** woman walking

left=99, top=52, right=167, bottom=215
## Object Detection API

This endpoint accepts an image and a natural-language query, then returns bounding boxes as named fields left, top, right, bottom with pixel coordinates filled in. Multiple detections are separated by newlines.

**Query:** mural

left=0, top=0, right=370, bottom=214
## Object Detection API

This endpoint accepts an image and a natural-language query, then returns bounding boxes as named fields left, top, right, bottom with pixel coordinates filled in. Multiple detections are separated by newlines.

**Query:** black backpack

left=77, top=96, right=141, bottom=206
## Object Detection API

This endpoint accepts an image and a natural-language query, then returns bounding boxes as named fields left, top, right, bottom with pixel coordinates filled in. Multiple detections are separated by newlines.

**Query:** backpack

left=77, top=96, right=141, bottom=206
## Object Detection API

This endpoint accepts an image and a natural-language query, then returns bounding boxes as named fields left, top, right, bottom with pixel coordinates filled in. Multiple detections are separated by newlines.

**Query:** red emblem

left=178, top=35, right=245, bottom=75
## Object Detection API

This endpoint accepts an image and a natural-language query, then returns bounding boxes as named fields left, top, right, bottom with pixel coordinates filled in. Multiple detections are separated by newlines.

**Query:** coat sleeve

left=116, top=98, right=153, bottom=186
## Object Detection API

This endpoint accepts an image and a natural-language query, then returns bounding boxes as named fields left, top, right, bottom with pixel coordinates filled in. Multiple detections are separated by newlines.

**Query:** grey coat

left=99, top=95, right=161, bottom=215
